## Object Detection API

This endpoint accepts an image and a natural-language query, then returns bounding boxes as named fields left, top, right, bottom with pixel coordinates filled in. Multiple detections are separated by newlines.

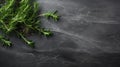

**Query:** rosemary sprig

left=18, top=32, right=35, bottom=48
left=40, top=28, right=53, bottom=37
left=0, top=35, right=12, bottom=47
left=40, top=11, right=59, bottom=21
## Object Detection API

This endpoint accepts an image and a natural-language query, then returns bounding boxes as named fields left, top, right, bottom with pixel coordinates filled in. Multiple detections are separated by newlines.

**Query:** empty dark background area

left=0, top=0, right=120, bottom=67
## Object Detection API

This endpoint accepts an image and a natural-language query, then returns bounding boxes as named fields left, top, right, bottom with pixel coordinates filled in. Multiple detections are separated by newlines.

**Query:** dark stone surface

left=0, top=0, right=120, bottom=67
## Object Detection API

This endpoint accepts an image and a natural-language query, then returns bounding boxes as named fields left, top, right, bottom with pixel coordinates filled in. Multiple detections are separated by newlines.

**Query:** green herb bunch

left=0, top=0, right=59, bottom=47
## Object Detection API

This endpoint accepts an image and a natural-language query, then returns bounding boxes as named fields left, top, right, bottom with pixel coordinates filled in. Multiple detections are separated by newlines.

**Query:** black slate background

left=0, top=0, right=120, bottom=67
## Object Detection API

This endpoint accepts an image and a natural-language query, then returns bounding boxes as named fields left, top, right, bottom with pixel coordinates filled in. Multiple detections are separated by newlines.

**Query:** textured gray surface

left=0, top=0, right=120, bottom=67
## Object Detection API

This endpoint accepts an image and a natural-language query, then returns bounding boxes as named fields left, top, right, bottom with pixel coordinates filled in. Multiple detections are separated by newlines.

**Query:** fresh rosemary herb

left=0, top=0, right=59, bottom=47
